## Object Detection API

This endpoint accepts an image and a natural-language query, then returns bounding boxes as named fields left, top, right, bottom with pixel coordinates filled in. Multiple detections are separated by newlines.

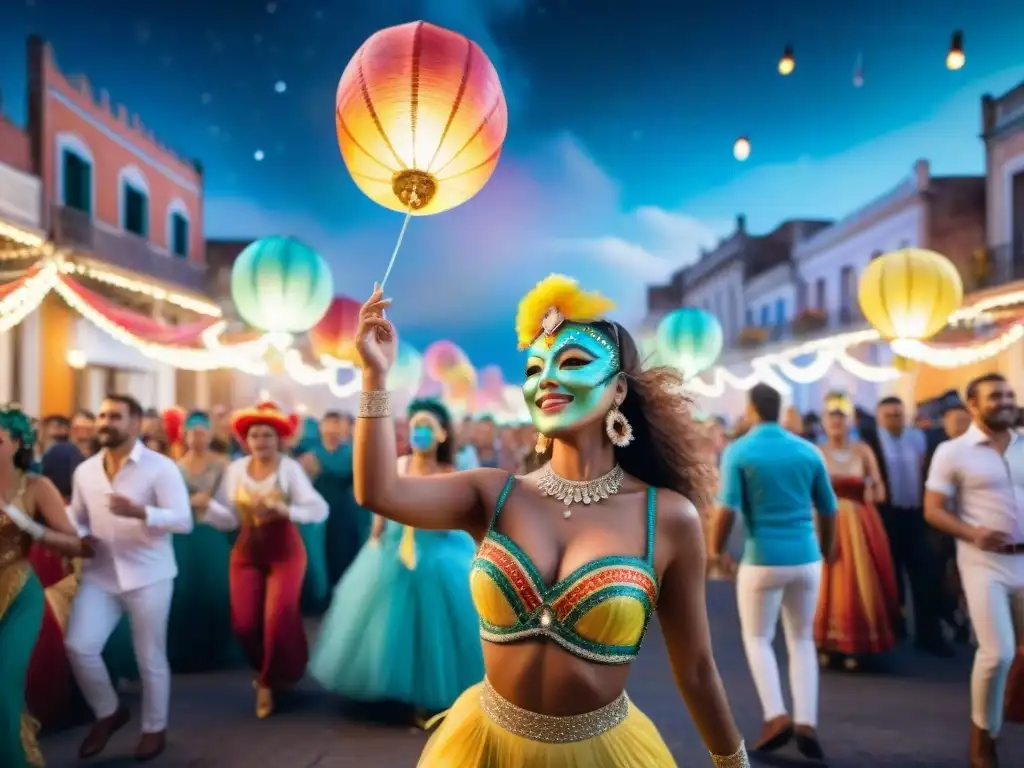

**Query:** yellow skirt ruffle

left=418, top=681, right=676, bottom=767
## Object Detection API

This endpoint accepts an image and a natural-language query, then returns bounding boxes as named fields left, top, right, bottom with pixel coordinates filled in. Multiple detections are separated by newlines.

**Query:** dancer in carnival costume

left=814, top=393, right=900, bottom=669
left=202, top=402, right=328, bottom=719
left=309, top=399, right=483, bottom=722
left=352, top=275, right=748, bottom=767
left=167, top=411, right=237, bottom=671
left=0, top=407, right=93, bottom=767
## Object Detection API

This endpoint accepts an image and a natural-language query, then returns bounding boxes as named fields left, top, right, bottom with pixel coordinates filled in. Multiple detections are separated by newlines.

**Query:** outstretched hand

left=354, top=284, right=397, bottom=378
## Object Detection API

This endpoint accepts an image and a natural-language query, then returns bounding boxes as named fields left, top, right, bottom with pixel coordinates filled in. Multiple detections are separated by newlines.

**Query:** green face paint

left=522, top=322, right=620, bottom=435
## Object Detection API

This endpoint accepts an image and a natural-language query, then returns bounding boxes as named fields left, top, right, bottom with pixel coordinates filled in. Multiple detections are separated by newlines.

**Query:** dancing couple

left=348, top=275, right=749, bottom=767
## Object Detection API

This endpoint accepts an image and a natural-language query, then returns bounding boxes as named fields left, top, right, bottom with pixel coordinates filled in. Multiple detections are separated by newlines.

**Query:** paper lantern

left=858, top=248, right=963, bottom=340
left=778, top=45, right=795, bottom=76
left=336, top=21, right=508, bottom=217
left=387, top=341, right=424, bottom=394
left=424, top=340, right=469, bottom=381
left=946, top=31, right=965, bottom=71
left=656, top=308, right=724, bottom=378
left=308, top=296, right=362, bottom=365
left=231, top=237, right=333, bottom=333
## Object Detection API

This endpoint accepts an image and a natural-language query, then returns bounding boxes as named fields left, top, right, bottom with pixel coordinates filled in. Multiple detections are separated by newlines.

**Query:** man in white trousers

left=708, top=383, right=837, bottom=761
left=925, top=372, right=1024, bottom=768
left=65, top=394, right=192, bottom=761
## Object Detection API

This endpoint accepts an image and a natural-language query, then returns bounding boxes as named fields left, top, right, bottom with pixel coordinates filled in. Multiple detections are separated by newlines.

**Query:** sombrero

left=230, top=401, right=299, bottom=444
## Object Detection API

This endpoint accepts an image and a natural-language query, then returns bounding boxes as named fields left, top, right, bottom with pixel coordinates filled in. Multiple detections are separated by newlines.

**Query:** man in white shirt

left=64, top=394, right=192, bottom=762
left=925, top=373, right=1024, bottom=767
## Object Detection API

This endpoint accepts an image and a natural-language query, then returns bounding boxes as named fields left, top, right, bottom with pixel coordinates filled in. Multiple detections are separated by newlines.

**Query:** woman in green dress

left=168, top=411, right=238, bottom=671
left=0, top=408, right=93, bottom=767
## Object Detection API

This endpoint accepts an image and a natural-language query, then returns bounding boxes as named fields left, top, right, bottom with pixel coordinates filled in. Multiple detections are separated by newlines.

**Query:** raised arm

left=353, top=286, right=504, bottom=536
left=657, top=492, right=746, bottom=762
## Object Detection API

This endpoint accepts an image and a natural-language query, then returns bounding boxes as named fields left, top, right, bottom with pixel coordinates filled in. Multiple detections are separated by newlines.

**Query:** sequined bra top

left=469, top=476, right=659, bottom=665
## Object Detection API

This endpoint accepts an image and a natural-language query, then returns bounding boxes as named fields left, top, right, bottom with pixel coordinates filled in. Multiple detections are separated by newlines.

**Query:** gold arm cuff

left=710, top=741, right=749, bottom=767
left=358, top=390, right=392, bottom=419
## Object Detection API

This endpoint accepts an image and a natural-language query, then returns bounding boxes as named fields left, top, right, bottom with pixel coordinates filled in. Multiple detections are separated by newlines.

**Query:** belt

left=996, top=543, right=1024, bottom=555
left=479, top=678, right=629, bottom=743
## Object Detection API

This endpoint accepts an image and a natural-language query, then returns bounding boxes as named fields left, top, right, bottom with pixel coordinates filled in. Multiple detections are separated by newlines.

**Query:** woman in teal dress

left=0, top=408, right=92, bottom=767
left=308, top=400, right=483, bottom=723
left=292, top=416, right=331, bottom=614
left=167, top=411, right=239, bottom=671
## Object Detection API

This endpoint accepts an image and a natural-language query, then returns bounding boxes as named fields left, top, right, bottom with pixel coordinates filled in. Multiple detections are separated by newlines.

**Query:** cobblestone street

left=41, top=581, right=1023, bottom=766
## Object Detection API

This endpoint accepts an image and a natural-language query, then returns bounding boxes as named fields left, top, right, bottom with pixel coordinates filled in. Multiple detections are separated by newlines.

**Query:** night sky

left=2, top=0, right=1023, bottom=377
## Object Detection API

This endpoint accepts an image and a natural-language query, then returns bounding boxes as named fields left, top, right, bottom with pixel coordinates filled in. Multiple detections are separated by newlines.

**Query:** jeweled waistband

left=479, top=678, right=629, bottom=744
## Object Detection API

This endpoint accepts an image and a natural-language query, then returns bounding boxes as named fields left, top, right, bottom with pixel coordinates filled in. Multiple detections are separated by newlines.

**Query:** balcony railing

left=972, top=240, right=1024, bottom=290
left=51, top=204, right=208, bottom=294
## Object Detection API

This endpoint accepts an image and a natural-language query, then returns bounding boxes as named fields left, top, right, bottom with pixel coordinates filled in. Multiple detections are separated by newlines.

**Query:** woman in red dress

left=814, top=393, right=901, bottom=669
left=203, top=402, right=328, bottom=718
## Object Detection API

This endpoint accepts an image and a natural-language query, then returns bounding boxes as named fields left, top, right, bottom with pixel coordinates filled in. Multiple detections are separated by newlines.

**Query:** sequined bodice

left=470, top=476, right=659, bottom=665
left=234, top=474, right=288, bottom=528
left=0, top=475, right=33, bottom=569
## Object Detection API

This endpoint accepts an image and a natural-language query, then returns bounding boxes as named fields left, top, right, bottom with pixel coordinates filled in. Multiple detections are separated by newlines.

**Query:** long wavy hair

left=407, top=398, right=454, bottom=467
left=537, top=321, right=716, bottom=511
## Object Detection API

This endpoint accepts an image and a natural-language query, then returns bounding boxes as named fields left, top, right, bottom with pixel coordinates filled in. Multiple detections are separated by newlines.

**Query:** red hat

left=230, top=401, right=298, bottom=445
left=162, top=407, right=186, bottom=447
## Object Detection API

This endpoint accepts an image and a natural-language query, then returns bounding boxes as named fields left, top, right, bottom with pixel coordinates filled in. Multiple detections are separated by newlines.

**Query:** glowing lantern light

left=231, top=236, right=333, bottom=333
left=446, top=361, right=477, bottom=401
left=424, top=340, right=470, bottom=381
left=308, top=296, right=362, bottom=366
left=946, top=31, right=965, bottom=71
left=733, top=136, right=751, bottom=162
left=778, top=45, right=795, bottom=76
left=656, top=308, right=724, bottom=378
left=336, top=21, right=508, bottom=218
left=387, top=341, right=424, bottom=394
left=857, top=248, right=963, bottom=340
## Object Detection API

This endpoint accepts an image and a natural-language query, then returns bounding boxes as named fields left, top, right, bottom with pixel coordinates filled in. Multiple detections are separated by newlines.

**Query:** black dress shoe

left=794, top=725, right=826, bottom=761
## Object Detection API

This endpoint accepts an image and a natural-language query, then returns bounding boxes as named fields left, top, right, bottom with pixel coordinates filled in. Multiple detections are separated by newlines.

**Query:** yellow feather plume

left=515, top=274, right=616, bottom=350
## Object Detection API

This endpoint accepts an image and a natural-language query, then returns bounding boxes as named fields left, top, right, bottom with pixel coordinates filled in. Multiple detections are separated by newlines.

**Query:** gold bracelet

left=358, top=390, right=392, bottom=419
left=710, top=741, right=749, bottom=767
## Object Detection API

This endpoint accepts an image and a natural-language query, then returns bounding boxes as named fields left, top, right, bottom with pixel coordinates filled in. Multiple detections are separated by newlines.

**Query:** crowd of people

left=0, top=275, right=1020, bottom=768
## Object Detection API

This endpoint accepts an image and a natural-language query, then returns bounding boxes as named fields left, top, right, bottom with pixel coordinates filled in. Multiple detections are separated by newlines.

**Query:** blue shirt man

left=719, top=414, right=838, bottom=566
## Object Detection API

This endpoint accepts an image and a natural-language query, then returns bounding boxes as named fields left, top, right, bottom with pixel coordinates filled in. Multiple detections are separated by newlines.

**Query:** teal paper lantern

left=230, top=236, right=334, bottom=333
left=656, top=308, right=724, bottom=378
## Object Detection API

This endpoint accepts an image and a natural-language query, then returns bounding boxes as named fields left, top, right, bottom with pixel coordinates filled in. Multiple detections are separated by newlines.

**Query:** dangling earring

left=605, top=407, right=634, bottom=448
left=535, top=434, right=552, bottom=454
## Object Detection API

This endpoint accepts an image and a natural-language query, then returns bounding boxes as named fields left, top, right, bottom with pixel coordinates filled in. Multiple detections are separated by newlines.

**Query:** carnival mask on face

left=523, top=322, right=620, bottom=435
left=409, top=425, right=436, bottom=452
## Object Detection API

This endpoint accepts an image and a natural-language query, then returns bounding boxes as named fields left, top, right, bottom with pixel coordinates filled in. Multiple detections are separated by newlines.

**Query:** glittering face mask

left=522, top=322, right=620, bottom=435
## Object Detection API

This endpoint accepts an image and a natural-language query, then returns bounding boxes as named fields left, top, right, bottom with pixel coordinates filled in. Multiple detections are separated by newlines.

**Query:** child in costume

left=349, top=276, right=749, bottom=767
left=309, top=399, right=483, bottom=721
left=202, top=402, right=328, bottom=718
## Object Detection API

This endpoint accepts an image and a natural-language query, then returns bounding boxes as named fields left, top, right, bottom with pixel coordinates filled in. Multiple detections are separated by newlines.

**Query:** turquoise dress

left=309, top=517, right=483, bottom=713
left=166, top=457, right=240, bottom=671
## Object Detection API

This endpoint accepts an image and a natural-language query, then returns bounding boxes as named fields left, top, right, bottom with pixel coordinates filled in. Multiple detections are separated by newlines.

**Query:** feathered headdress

left=825, top=391, right=854, bottom=416
left=162, top=407, right=186, bottom=448
left=515, top=274, right=616, bottom=350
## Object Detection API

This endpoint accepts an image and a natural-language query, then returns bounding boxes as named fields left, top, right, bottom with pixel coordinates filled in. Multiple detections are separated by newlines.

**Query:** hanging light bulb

left=946, top=31, right=965, bottom=70
left=852, top=53, right=864, bottom=88
left=733, top=136, right=751, bottom=162
left=778, top=45, right=795, bottom=76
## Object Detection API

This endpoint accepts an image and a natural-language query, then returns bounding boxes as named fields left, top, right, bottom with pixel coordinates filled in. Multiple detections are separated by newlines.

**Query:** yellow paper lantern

left=857, top=248, right=963, bottom=340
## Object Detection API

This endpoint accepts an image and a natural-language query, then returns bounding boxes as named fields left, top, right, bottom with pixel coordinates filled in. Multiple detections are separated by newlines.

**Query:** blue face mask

left=409, top=424, right=436, bottom=453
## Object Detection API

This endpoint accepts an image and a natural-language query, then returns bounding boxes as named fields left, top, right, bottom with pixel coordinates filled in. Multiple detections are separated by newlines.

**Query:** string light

left=891, top=324, right=1024, bottom=368
left=0, top=221, right=45, bottom=247
left=778, top=45, right=795, bottom=76
left=950, top=289, right=1024, bottom=323
left=57, top=259, right=221, bottom=317
left=946, top=31, right=965, bottom=71
left=0, top=262, right=57, bottom=332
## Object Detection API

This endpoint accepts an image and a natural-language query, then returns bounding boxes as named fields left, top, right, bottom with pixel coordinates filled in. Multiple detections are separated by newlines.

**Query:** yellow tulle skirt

left=418, top=680, right=676, bottom=767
